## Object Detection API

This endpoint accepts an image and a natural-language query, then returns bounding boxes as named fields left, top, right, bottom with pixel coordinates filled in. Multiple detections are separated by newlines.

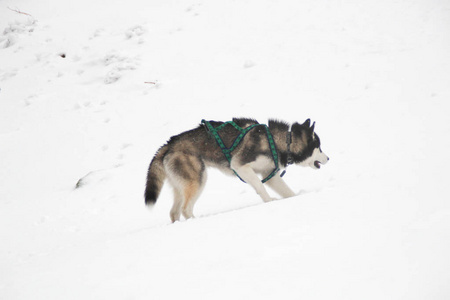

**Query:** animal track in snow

left=102, top=53, right=140, bottom=84
left=0, top=69, right=18, bottom=80
left=0, top=19, right=36, bottom=48
left=243, top=60, right=256, bottom=69
left=125, top=25, right=146, bottom=44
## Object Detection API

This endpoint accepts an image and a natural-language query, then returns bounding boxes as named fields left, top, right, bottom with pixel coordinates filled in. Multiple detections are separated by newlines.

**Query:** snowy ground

left=1, top=0, right=450, bottom=299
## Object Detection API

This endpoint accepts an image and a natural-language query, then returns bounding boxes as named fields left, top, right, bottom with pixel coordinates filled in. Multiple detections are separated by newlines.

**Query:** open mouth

left=314, top=161, right=321, bottom=169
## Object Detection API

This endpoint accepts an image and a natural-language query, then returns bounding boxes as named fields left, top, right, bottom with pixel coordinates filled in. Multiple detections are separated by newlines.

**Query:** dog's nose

left=327, top=156, right=330, bottom=161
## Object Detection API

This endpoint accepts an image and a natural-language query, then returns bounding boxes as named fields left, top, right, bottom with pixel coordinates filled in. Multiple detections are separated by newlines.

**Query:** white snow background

left=1, top=0, right=450, bottom=299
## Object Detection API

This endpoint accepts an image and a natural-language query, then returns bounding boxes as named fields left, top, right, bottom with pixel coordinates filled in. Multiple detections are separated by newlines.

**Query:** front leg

left=232, top=163, right=273, bottom=202
left=265, top=173, right=296, bottom=198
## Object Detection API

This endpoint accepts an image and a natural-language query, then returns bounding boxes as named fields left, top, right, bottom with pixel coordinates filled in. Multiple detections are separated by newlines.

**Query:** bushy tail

left=145, top=144, right=169, bottom=206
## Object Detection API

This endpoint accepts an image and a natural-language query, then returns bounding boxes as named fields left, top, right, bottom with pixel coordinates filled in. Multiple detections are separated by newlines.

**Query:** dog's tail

left=145, top=144, right=169, bottom=206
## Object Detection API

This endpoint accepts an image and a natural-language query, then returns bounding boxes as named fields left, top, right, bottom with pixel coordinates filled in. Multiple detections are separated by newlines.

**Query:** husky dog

left=145, top=118, right=329, bottom=222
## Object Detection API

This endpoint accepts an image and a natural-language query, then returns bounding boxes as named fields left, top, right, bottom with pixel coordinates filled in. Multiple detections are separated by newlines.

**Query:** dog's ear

left=292, top=120, right=315, bottom=137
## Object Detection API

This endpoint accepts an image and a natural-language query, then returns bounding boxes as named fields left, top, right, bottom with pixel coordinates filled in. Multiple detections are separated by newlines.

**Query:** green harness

left=201, top=119, right=280, bottom=183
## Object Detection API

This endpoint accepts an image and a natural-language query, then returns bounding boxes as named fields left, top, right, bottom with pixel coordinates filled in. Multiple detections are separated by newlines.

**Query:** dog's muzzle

left=313, top=152, right=329, bottom=169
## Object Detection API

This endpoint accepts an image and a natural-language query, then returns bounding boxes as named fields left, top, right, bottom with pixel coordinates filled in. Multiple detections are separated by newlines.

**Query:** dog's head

left=292, top=119, right=329, bottom=170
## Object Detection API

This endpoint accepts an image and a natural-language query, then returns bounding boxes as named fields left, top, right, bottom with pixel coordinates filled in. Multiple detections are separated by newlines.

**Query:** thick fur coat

left=145, top=118, right=329, bottom=222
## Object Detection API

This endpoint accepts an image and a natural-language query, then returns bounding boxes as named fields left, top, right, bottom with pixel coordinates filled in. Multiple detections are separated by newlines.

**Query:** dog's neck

left=285, top=129, right=293, bottom=166
left=268, top=120, right=293, bottom=168
left=277, top=131, right=293, bottom=168
left=269, top=120, right=311, bottom=168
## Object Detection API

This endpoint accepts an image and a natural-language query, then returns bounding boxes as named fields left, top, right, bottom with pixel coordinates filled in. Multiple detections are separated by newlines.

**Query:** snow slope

left=1, top=0, right=450, bottom=299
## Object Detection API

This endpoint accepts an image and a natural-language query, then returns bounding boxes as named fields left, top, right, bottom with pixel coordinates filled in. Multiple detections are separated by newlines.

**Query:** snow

left=1, top=0, right=450, bottom=299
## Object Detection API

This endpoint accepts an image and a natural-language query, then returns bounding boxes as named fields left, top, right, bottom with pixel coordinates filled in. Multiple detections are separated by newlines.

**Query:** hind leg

left=182, top=172, right=207, bottom=220
left=181, top=183, right=199, bottom=220
left=170, top=187, right=183, bottom=223
left=165, top=153, right=206, bottom=222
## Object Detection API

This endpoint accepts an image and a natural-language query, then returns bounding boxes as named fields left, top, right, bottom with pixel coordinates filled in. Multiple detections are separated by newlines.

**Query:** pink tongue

left=314, top=161, right=321, bottom=168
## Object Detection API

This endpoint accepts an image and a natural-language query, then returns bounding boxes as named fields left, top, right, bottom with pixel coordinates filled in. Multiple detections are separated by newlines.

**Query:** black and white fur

left=145, top=118, right=329, bottom=222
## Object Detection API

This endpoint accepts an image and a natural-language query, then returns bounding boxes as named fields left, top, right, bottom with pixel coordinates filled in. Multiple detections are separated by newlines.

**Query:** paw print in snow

left=0, top=19, right=36, bottom=48
left=103, top=54, right=139, bottom=84
left=125, top=25, right=146, bottom=44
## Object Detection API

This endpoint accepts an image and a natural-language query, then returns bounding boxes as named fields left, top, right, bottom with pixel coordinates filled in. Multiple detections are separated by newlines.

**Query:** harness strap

left=280, top=130, right=293, bottom=177
left=201, top=119, right=279, bottom=183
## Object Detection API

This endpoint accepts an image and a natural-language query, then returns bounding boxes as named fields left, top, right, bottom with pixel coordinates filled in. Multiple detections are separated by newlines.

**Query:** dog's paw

left=263, top=197, right=278, bottom=203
